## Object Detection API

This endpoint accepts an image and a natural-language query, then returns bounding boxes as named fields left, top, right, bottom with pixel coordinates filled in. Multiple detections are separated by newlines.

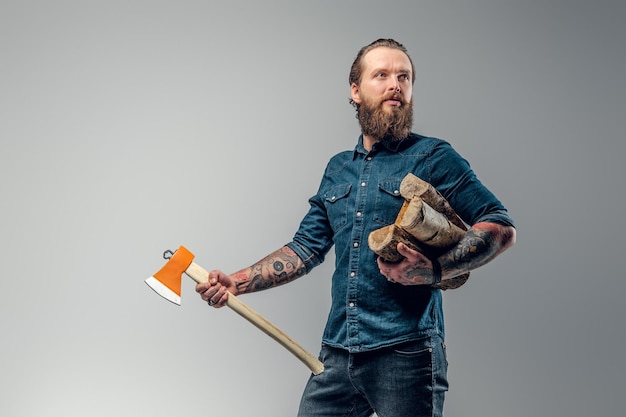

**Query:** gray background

left=1, top=1, right=624, bottom=416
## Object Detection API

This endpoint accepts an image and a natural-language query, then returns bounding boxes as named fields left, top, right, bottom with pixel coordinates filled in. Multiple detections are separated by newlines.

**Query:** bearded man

left=196, top=39, right=516, bottom=417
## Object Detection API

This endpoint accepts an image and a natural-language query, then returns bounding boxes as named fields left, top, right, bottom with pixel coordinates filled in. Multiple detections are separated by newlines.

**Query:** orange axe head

left=145, top=246, right=195, bottom=305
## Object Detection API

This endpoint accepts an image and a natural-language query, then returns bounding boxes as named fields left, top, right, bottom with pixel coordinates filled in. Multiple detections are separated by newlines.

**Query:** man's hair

left=348, top=38, right=416, bottom=87
left=348, top=38, right=415, bottom=108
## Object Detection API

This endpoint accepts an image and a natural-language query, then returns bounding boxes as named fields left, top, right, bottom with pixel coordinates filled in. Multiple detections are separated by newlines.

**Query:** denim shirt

left=286, top=133, right=514, bottom=353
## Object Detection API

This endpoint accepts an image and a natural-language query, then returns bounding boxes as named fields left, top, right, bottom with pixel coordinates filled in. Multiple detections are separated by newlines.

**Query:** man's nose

left=388, top=78, right=401, bottom=92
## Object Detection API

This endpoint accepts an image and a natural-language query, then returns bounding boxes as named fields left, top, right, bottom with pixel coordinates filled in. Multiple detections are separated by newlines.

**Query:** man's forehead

left=363, top=47, right=412, bottom=71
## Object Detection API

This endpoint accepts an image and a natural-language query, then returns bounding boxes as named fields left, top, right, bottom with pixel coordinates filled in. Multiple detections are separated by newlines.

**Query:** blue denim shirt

left=286, top=133, right=514, bottom=353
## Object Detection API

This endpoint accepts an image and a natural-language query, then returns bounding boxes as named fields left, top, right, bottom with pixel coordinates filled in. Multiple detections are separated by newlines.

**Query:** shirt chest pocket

left=324, top=183, right=351, bottom=232
left=373, top=179, right=404, bottom=226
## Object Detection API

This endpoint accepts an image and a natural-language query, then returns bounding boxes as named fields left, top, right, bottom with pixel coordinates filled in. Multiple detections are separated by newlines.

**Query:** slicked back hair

left=348, top=38, right=416, bottom=87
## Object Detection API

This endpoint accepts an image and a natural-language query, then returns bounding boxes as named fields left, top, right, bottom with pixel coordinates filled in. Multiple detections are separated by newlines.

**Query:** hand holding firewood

left=368, top=173, right=470, bottom=290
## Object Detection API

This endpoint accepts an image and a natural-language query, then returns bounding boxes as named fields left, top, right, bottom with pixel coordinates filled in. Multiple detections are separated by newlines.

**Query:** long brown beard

left=357, top=93, right=413, bottom=142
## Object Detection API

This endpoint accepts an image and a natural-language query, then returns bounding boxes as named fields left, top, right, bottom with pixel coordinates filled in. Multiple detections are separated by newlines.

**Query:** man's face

left=351, top=47, right=414, bottom=141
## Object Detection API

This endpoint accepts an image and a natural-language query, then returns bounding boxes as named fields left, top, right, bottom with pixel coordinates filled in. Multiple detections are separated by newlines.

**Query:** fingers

left=195, top=270, right=230, bottom=308
left=207, top=270, right=223, bottom=284
left=377, top=244, right=434, bottom=286
left=196, top=284, right=229, bottom=308
left=396, top=242, right=418, bottom=259
left=376, top=257, right=396, bottom=282
left=206, top=288, right=229, bottom=308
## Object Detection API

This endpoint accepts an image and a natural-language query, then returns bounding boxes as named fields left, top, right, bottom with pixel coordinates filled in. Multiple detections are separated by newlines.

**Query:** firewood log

left=400, top=173, right=466, bottom=230
left=368, top=173, right=471, bottom=290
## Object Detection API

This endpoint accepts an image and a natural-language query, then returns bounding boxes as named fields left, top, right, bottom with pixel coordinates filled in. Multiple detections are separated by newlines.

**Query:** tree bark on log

left=368, top=224, right=430, bottom=263
left=400, top=173, right=466, bottom=230
left=399, top=198, right=466, bottom=249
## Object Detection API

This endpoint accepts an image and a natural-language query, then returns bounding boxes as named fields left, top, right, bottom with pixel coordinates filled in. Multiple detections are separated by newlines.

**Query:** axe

left=145, top=245, right=324, bottom=375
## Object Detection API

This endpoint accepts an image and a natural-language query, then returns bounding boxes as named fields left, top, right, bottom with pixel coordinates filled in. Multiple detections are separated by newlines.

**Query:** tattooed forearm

left=450, top=229, right=493, bottom=266
left=233, top=246, right=307, bottom=294
left=439, top=222, right=516, bottom=279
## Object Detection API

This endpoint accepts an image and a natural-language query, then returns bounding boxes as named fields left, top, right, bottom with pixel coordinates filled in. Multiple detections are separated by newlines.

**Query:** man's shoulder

left=323, top=149, right=354, bottom=172
left=329, top=148, right=355, bottom=159
left=400, top=132, right=451, bottom=153
left=409, top=132, right=448, bottom=143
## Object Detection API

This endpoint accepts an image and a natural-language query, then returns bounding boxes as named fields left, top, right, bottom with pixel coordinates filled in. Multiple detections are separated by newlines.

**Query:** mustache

left=380, top=92, right=405, bottom=105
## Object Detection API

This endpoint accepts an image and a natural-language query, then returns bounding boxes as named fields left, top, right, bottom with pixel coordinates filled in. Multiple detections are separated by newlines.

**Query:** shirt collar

left=352, top=134, right=367, bottom=159
left=352, top=133, right=416, bottom=159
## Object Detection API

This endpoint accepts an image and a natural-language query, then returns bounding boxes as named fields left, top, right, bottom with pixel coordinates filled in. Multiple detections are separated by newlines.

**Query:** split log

left=368, top=173, right=472, bottom=290
left=399, top=198, right=466, bottom=249
left=368, top=224, right=430, bottom=263
left=368, top=198, right=464, bottom=262
left=368, top=221, right=470, bottom=290
left=400, top=173, right=466, bottom=230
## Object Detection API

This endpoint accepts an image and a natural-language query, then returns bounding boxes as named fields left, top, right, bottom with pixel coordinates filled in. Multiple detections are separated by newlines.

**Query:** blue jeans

left=297, top=335, right=448, bottom=417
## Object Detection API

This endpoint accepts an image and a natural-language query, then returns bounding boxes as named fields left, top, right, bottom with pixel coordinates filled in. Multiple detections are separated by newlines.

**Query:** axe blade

left=145, top=246, right=195, bottom=306
left=145, top=276, right=181, bottom=305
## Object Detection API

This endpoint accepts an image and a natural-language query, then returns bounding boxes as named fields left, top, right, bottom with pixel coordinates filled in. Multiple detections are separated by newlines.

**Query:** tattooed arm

left=438, top=222, right=516, bottom=281
left=231, top=246, right=307, bottom=293
left=378, top=222, right=516, bottom=286
left=195, top=246, right=307, bottom=307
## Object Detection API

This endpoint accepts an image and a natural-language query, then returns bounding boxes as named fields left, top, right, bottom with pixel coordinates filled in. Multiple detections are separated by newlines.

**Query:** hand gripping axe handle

left=145, top=245, right=324, bottom=375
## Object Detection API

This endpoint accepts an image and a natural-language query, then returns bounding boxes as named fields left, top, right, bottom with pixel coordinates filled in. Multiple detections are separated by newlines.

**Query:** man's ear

left=350, top=83, right=362, bottom=104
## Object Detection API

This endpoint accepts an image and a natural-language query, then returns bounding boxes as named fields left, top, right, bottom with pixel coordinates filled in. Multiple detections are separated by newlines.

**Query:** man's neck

left=362, top=134, right=379, bottom=151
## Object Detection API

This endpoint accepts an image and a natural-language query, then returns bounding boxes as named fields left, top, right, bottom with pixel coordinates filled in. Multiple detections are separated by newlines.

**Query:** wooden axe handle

left=184, top=261, right=324, bottom=375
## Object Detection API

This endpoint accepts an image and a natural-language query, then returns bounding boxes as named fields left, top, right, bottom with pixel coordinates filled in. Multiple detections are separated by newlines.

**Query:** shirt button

left=350, top=271, right=356, bottom=277
left=394, top=190, right=400, bottom=195
left=356, top=211, right=362, bottom=217
left=353, top=242, right=359, bottom=248
left=349, top=302, right=355, bottom=308
left=361, top=182, right=366, bottom=187
left=330, top=196, right=336, bottom=201
left=366, top=156, right=372, bottom=161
